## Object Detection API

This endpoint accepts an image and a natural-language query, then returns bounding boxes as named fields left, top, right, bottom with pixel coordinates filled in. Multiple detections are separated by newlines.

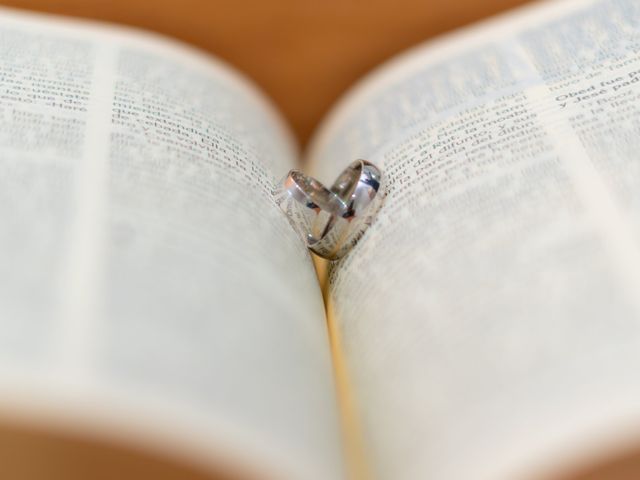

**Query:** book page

left=307, top=0, right=640, bottom=479
left=0, top=9, right=343, bottom=480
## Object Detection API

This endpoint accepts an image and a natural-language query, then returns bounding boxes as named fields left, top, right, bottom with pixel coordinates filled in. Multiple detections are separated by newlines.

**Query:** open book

left=2, top=0, right=640, bottom=478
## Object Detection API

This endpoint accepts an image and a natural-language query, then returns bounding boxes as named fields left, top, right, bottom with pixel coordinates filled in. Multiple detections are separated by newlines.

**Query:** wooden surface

left=0, top=0, right=532, bottom=146
left=0, top=420, right=249, bottom=480
left=2, top=416, right=640, bottom=480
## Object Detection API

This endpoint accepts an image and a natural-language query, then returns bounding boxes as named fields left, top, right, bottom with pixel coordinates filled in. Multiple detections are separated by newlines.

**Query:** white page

left=308, top=0, right=640, bottom=479
left=0, top=9, right=342, bottom=480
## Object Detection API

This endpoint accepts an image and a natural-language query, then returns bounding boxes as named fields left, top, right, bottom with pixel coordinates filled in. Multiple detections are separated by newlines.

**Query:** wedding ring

left=273, top=170, right=345, bottom=244
left=274, top=159, right=384, bottom=260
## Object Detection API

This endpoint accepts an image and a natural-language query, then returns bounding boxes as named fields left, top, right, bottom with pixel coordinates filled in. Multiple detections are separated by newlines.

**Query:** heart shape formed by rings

left=274, top=159, right=384, bottom=260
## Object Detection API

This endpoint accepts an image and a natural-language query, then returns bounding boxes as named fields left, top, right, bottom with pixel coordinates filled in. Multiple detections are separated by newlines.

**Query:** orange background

left=1, top=0, right=531, bottom=145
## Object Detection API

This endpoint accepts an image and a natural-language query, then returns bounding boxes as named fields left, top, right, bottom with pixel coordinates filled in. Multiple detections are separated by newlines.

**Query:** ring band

left=274, top=159, right=384, bottom=260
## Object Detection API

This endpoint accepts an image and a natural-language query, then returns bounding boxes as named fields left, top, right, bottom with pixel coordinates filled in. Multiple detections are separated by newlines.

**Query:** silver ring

left=274, top=159, right=384, bottom=260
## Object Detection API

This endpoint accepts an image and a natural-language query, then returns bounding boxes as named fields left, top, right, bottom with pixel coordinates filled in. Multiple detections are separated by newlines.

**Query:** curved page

left=308, top=0, right=640, bottom=479
left=0, top=8, right=342, bottom=480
